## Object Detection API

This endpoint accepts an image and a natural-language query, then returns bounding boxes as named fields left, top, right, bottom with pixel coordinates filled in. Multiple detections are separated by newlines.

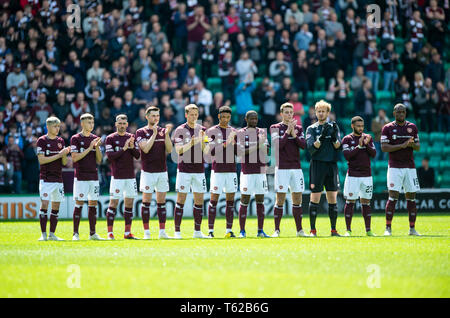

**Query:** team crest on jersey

left=243, top=187, right=247, bottom=191
left=81, top=142, right=84, bottom=145
left=115, top=189, right=120, bottom=193
left=349, top=193, right=353, bottom=197
left=159, top=131, right=164, bottom=136
left=390, top=183, right=394, bottom=187
left=180, top=186, right=185, bottom=190
left=116, top=141, right=119, bottom=144
left=146, top=133, right=150, bottom=137
left=47, top=144, right=50, bottom=147
left=80, top=193, right=84, bottom=197
left=214, top=186, right=218, bottom=190
left=279, top=185, right=283, bottom=189
left=43, top=193, right=48, bottom=197
left=407, top=128, right=413, bottom=133
left=393, top=129, right=397, bottom=133
left=145, top=186, right=149, bottom=190
left=57, top=143, right=62, bottom=149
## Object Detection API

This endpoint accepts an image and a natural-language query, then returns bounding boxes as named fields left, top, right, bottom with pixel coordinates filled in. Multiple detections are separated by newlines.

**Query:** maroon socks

left=73, top=205, right=82, bottom=235
left=385, top=198, right=397, bottom=228
left=407, top=199, right=417, bottom=228
left=292, top=205, right=303, bottom=232
left=344, top=202, right=354, bottom=231
left=239, top=203, right=248, bottom=231
left=39, top=209, right=47, bottom=233
left=208, top=200, right=217, bottom=231
left=174, top=203, right=184, bottom=232
left=141, top=202, right=150, bottom=230
left=225, top=200, right=234, bottom=230
left=193, top=204, right=203, bottom=231
left=273, top=205, right=283, bottom=231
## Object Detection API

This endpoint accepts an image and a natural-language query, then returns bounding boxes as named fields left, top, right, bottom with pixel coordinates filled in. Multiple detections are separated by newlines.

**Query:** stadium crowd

left=0, top=0, right=449, bottom=194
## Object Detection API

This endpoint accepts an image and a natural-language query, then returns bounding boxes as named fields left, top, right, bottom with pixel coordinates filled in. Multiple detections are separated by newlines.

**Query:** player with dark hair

left=206, top=106, right=238, bottom=238
left=341, top=116, right=377, bottom=236
left=36, top=116, right=71, bottom=241
left=381, top=104, right=421, bottom=236
left=305, top=100, right=342, bottom=237
left=136, top=106, right=173, bottom=239
left=172, top=104, right=210, bottom=239
left=270, top=103, right=307, bottom=237
left=70, top=113, right=103, bottom=240
left=236, top=110, right=270, bottom=238
left=104, top=114, right=141, bottom=240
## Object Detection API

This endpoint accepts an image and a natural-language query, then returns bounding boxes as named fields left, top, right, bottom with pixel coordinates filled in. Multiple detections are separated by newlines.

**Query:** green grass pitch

left=1, top=214, right=449, bottom=298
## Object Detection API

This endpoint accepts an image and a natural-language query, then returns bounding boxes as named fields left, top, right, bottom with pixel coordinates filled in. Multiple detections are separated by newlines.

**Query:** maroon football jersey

left=172, top=123, right=206, bottom=173
left=342, top=133, right=376, bottom=177
left=237, top=127, right=269, bottom=174
left=270, top=122, right=306, bottom=169
left=206, top=125, right=237, bottom=173
left=381, top=121, right=418, bottom=168
left=136, top=126, right=167, bottom=173
left=37, top=135, right=65, bottom=182
left=105, top=132, right=140, bottom=179
left=70, top=133, right=99, bottom=181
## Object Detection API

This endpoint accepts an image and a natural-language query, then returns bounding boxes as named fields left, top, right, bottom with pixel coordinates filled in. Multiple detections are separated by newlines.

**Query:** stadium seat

left=420, top=132, right=429, bottom=144
left=445, top=133, right=450, bottom=143
left=376, top=91, right=393, bottom=101
left=440, top=174, right=450, bottom=188
left=429, top=132, right=445, bottom=144
left=206, top=77, right=221, bottom=91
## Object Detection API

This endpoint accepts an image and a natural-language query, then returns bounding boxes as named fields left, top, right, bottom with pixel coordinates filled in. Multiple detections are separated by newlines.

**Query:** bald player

left=381, top=104, right=421, bottom=236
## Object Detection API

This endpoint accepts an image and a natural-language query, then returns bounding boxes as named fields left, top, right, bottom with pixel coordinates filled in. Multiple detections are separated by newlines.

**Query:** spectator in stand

left=395, top=75, right=413, bottom=113
left=425, top=53, right=445, bottom=88
left=148, top=22, right=168, bottom=57
left=6, top=63, right=28, bottom=98
left=284, top=2, right=303, bottom=25
left=324, top=13, right=343, bottom=37
left=354, top=78, right=375, bottom=125
left=328, top=69, right=350, bottom=118
left=288, top=91, right=305, bottom=124
left=293, top=50, right=309, bottom=105
left=363, top=40, right=380, bottom=93
left=380, top=11, right=396, bottom=46
left=88, top=89, right=105, bottom=120
left=381, top=41, right=399, bottom=91
left=196, top=81, right=213, bottom=115
left=294, top=23, right=313, bottom=52
left=70, top=92, right=90, bottom=124
left=236, top=50, right=258, bottom=83
left=170, top=89, right=188, bottom=125
left=371, top=108, right=389, bottom=161
left=86, top=59, right=104, bottom=82
left=0, top=152, right=14, bottom=193
left=350, top=66, right=367, bottom=92
left=4, top=135, right=24, bottom=193
left=408, top=10, right=425, bottom=53
left=123, top=90, right=139, bottom=124
left=31, top=93, right=52, bottom=125
left=416, top=77, right=438, bottom=133
left=186, top=6, right=210, bottom=63
left=317, top=0, right=336, bottom=22
left=417, top=157, right=435, bottom=188
left=200, top=32, right=215, bottom=80
left=425, top=0, right=446, bottom=53
left=436, top=82, right=449, bottom=132
left=306, top=42, right=321, bottom=92
left=134, top=80, right=157, bottom=107
left=224, top=6, right=241, bottom=41
left=401, top=40, right=419, bottom=85
left=105, top=77, right=126, bottom=104
left=84, top=79, right=105, bottom=101
left=235, top=74, right=255, bottom=119
left=23, top=135, right=39, bottom=193
left=218, top=50, right=237, bottom=104
left=321, top=36, right=339, bottom=89
left=64, top=50, right=86, bottom=92
left=183, top=67, right=200, bottom=101
left=172, top=2, right=188, bottom=55
left=110, top=97, right=125, bottom=119
left=269, top=51, right=292, bottom=85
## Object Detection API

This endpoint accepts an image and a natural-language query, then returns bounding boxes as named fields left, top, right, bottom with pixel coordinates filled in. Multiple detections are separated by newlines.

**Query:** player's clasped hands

left=59, top=146, right=71, bottom=156
left=165, top=123, right=173, bottom=135
left=90, top=137, right=101, bottom=149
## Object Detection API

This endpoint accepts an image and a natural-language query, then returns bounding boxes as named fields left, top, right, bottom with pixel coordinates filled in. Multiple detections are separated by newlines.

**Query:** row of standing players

left=36, top=100, right=421, bottom=241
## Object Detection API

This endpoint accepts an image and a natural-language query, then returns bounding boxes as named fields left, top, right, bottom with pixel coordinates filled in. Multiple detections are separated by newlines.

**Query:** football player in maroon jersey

left=37, top=116, right=70, bottom=241
left=104, top=114, right=140, bottom=240
left=270, top=103, right=307, bottom=237
left=70, top=113, right=103, bottom=240
left=341, top=116, right=376, bottom=236
left=381, top=104, right=421, bottom=236
left=172, top=104, right=210, bottom=239
left=136, top=106, right=173, bottom=239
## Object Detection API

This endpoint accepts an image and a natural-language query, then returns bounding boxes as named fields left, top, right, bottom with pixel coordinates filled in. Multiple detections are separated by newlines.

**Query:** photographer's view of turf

left=1, top=214, right=449, bottom=298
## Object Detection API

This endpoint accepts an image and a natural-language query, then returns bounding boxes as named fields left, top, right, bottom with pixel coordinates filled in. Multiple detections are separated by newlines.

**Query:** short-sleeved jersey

left=381, top=121, right=418, bottom=168
left=237, top=127, right=269, bottom=175
left=37, top=135, right=65, bottom=182
left=105, top=132, right=140, bottom=179
left=342, top=134, right=376, bottom=177
left=270, top=122, right=306, bottom=169
left=172, top=123, right=206, bottom=173
left=70, top=133, right=99, bottom=181
left=206, top=125, right=237, bottom=173
left=136, top=126, right=167, bottom=173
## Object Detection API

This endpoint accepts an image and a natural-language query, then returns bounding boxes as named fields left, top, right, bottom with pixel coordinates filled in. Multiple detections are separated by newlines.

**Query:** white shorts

left=39, top=180, right=64, bottom=202
left=343, top=175, right=373, bottom=200
left=176, top=171, right=207, bottom=193
left=274, top=168, right=305, bottom=193
left=240, top=173, right=268, bottom=195
left=110, top=177, right=137, bottom=199
left=210, top=171, right=238, bottom=194
left=73, top=178, right=100, bottom=201
left=140, top=171, right=169, bottom=193
left=387, top=167, right=420, bottom=193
